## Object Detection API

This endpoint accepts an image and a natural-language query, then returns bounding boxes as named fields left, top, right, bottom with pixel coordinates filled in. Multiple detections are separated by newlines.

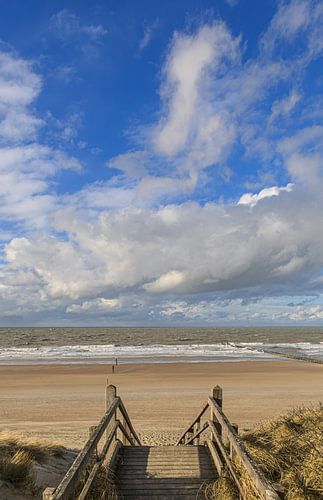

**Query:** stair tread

left=116, top=444, right=215, bottom=497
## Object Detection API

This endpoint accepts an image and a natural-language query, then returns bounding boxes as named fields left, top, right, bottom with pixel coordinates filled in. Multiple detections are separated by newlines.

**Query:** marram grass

left=0, top=431, right=65, bottom=490
left=205, top=404, right=323, bottom=500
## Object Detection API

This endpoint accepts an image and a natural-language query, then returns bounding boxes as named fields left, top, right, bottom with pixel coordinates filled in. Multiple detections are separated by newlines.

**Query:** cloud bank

left=0, top=0, right=323, bottom=325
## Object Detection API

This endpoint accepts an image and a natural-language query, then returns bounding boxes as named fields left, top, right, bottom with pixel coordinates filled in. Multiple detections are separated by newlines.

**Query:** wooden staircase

left=116, top=445, right=215, bottom=499
left=43, top=383, right=280, bottom=500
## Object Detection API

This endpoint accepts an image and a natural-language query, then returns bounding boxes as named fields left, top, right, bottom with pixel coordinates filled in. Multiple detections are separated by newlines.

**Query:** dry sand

left=0, top=360, right=322, bottom=448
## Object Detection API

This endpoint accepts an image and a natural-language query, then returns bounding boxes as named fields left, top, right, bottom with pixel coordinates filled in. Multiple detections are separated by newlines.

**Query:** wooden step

left=118, top=477, right=210, bottom=489
left=118, top=464, right=214, bottom=470
left=121, top=494, right=200, bottom=499
left=117, top=471, right=214, bottom=478
left=120, top=488, right=205, bottom=496
left=115, top=445, right=215, bottom=499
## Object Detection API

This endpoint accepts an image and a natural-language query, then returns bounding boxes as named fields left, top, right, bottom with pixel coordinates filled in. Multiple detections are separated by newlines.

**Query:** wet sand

left=0, top=360, right=322, bottom=448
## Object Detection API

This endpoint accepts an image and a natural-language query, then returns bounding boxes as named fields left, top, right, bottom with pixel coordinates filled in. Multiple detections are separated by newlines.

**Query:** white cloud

left=261, top=0, right=323, bottom=64
left=0, top=51, right=43, bottom=143
left=144, top=270, right=186, bottom=293
left=0, top=49, right=81, bottom=228
left=153, top=23, right=239, bottom=162
left=261, top=0, right=311, bottom=54
left=275, top=304, right=323, bottom=321
left=66, top=298, right=121, bottom=314
left=2, top=177, right=322, bottom=312
left=238, top=183, right=293, bottom=207
left=107, top=151, right=151, bottom=179
left=0, top=4, right=323, bottom=324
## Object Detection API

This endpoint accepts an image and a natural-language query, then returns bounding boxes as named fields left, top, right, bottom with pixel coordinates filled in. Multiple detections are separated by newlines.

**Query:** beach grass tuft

left=0, top=449, right=34, bottom=487
left=206, top=403, right=323, bottom=499
left=0, top=431, right=66, bottom=490
left=77, top=463, right=120, bottom=500
left=0, top=431, right=65, bottom=462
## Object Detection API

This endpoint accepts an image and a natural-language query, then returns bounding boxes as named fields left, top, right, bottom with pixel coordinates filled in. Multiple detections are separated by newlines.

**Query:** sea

left=0, top=327, right=322, bottom=365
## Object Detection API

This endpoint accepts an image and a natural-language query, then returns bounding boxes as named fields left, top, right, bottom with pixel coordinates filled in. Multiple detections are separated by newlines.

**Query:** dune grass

left=84, top=463, right=119, bottom=500
left=74, top=462, right=119, bottom=500
left=205, top=404, right=323, bottom=499
left=0, top=431, right=65, bottom=489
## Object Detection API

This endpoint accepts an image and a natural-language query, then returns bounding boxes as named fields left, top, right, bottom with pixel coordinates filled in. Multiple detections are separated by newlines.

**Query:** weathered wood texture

left=116, top=445, right=215, bottom=499
left=43, top=384, right=141, bottom=500
left=43, top=383, right=280, bottom=500
left=177, top=386, right=280, bottom=500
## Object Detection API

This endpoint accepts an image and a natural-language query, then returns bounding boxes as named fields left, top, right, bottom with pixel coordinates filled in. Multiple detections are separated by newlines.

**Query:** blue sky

left=0, top=0, right=322, bottom=326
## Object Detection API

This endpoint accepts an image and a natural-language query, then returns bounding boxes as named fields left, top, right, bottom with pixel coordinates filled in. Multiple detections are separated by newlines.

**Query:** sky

left=0, top=0, right=322, bottom=326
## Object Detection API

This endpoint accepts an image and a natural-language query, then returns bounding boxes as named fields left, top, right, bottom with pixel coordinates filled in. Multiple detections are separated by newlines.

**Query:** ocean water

left=0, top=327, right=322, bottom=365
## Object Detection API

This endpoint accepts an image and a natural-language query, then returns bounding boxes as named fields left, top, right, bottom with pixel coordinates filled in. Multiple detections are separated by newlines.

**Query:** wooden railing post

left=230, top=422, right=239, bottom=459
left=211, top=385, right=222, bottom=441
left=106, top=383, right=117, bottom=441
left=89, top=425, right=98, bottom=462
left=194, top=420, right=200, bottom=445
left=122, top=415, right=129, bottom=445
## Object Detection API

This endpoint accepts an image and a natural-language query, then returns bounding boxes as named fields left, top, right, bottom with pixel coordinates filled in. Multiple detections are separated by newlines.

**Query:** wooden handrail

left=43, top=384, right=141, bottom=500
left=77, top=420, right=119, bottom=500
left=118, top=399, right=141, bottom=445
left=208, top=397, right=279, bottom=500
left=185, top=421, right=209, bottom=445
left=117, top=419, right=136, bottom=446
left=207, top=421, right=244, bottom=496
left=50, top=397, right=120, bottom=499
left=176, top=401, right=208, bottom=445
left=177, top=387, right=280, bottom=500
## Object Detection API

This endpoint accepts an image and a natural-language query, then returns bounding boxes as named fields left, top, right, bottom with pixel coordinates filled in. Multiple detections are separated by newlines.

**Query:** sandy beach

left=0, top=360, right=322, bottom=449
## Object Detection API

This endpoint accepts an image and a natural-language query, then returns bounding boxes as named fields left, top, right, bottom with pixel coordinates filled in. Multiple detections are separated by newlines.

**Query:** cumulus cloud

left=3, top=180, right=322, bottom=313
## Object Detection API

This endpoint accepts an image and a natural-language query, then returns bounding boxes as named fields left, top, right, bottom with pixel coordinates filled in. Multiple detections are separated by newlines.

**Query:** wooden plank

left=123, top=447, right=204, bottom=452
left=175, top=401, right=208, bottom=445
left=51, top=397, right=120, bottom=499
left=118, top=419, right=136, bottom=446
left=106, top=384, right=117, bottom=441
left=185, top=421, right=209, bottom=445
left=117, top=465, right=214, bottom=470
left=121, top=494, right=201, bottom=498
left=206, top=439, right=223, bottom=476
left=211, top=386, right=222, bottom=440
left=118, top=478, right=207, bottom=486
left=118, top=399, right=142, bottom=445
left=119, top=488, right=203, bottom=495
left=118, top=467, right=214, bottom=481
left=119, top=457, right=213, bottom=467
left=194, top=420, right=200, bottom=445
left=107, top=440, right=122, bottom=477
left=123, top=450, right=205, bottom=455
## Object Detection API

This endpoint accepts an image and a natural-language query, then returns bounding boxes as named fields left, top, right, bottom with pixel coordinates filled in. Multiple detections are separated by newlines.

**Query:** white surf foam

left=0, top=342, right=322, bottom=365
